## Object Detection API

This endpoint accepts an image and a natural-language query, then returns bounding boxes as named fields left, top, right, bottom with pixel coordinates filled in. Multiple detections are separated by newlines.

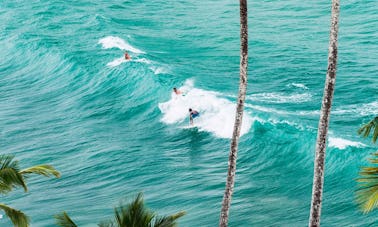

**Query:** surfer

left=173, top=87, right=182, bottom=95
left=189, top=108, right=199, bottom=125
left=124, top=52, right=131, bottom=60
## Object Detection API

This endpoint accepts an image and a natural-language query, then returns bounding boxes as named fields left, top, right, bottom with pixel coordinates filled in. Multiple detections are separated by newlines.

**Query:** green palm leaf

left=0, top=181, right=12, bottom=194
left=114, top=193, right=154, bottom=227
left=60, top=193, right=185, bottom=227
left=358, top=116, right=378, bottom=143
left=98, top=220, right=116, bottom=227
left=98, top=192, right=185, bottom=227
left=0, top=203, right=29, bottom=227
left=0, top=155, right=27, bottom=192
left=20, top=164, right=61, bottom=178
left=153, top=211, right=186, bottom=227
left=55, top=212, right=78, bottom=227
left=356, top=152, right=378, bottom=213
left=356, top=116, right=378, bottom=213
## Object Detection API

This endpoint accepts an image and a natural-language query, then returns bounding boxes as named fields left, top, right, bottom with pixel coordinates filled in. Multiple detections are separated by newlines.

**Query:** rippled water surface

left=0, top=0, right=377, bottom=226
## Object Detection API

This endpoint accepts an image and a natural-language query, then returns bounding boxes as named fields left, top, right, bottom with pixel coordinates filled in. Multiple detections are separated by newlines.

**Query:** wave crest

left=158, top=80, right=253, bottom=138
left=98, top=36, right=144, bottom=53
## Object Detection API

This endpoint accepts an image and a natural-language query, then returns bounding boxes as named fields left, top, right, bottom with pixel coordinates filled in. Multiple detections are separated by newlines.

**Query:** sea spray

left=159, top=80, right=253, bottom=138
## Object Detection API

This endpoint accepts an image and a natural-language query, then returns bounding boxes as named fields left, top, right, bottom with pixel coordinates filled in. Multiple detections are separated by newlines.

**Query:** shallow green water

left=0, top=0, right=377, bottom=226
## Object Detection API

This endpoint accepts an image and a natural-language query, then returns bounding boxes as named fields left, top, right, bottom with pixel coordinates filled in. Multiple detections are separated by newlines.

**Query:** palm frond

left=369, top=157, right=378, bottom=164
left=153, top=211, right=186, bottom=227
left=98, top=220, right=115, bottom=227
left=356, top=152, right=378, bottom=213
left=356, top=185, right=378, bottom=213
left=0, top=155, right=27, bottom=192
left=100, top=193, right=186, bottom=227
left=54, top=211, right=78, bottom=227
left=358, top=116, right=378, bottom=143
left=0, top=181, right=12, bottom=194
left=20, top=164, right=61, bottom=178
left=114, top=193, right=154, bottom=227
left=0, top=155, right=19, bottom=170
left=0, top=203, right=29, bottom=227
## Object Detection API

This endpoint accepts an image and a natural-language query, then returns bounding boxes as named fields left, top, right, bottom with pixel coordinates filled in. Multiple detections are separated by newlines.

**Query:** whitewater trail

left=98, top=36, right=166, bottom=74
left=158, top=80, right=253, bottom=139
left=98, top=36, right=145, bottom=53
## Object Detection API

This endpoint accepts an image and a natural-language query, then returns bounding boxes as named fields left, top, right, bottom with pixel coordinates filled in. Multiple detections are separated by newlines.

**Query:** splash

left=287, top=83, right=309, bottom=90
left=158, top=80, right=253, bottom=138
left=106, top=56, right=152, bottom=68
left=106, top=57, right=131, bottom=67
left=328, top=137, right=365, bottom=149
left=98, top=36, right=145, bottom=53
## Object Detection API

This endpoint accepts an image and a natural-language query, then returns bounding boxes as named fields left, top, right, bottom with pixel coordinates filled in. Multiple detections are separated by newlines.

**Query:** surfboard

left=182, top=125, right=197, bottom=129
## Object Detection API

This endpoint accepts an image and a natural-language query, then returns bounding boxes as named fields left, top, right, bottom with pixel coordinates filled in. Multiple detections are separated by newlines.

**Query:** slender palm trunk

left=309, top=1, right=340, bottom=226
left=219, top=1, right=248, bottom=226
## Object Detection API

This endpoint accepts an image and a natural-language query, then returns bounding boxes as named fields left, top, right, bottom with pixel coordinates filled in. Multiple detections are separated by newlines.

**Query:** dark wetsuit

left=191, top=111, right=199, bottom=118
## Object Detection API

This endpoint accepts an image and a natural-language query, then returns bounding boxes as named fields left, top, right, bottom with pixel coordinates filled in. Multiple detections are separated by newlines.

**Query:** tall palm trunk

left=309, top=0, right=340, bottom=226
left=219, top=0, right=248, bottom=226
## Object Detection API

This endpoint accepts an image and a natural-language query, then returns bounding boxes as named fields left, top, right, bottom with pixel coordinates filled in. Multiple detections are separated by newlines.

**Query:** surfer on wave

left=173, top=87, right=182, bottom=95
left=189, top=108, right=199, bottom=125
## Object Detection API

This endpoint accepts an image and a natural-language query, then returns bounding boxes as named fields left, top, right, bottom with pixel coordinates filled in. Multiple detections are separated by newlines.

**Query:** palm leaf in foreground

left=98, top=220, right=116, bottom=227
left=114, top=193, right=154, bottom=227
left=56, top=193, right=185, bottom=227
left=358, top=116, right=378, bottom=143
left=356, top=153, right=378, bottom=213
left=0, top=154, right=60, bottom=225
left=356, top=116, right=378, bottom=213
left=55, top=211, right=78, bottom=227
left=20, top=164, right=61, bottom=178
left=153, top=211, right=186, bottom=227
left=0, top=203, right=29, bottom=227
left=0, top=155, right=27, bottom=192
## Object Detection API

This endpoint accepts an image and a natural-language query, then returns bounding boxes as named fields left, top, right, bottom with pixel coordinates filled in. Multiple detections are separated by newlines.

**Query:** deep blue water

left=0, top=0, right=377, bottom=226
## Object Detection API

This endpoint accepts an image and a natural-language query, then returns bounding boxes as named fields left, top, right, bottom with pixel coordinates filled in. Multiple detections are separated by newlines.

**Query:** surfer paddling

left=124, top=52, right=131, bottom=60
left=189, top=108, right=199, bottom=125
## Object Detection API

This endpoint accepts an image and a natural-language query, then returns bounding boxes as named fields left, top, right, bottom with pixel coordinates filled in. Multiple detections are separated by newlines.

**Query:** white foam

left=98, top=36, right=144, bottom=54
left=106, top=57, right=130, bottom=67
left=328, top=137, right=365, bottom=150
left=333, top=101, right=378, bottom=116
left=106, top=56, right=152, bottom=68
left=158, top=80, right=253, bottom=138
left=149, top=65, right=166, bottom=75
left=288, top=83, right=309, bottom=90
left=247, top=92, right=312, bottom=104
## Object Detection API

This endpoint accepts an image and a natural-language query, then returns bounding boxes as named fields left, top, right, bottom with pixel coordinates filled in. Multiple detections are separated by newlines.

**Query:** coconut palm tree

left=308, top=1, right=340, bottom=226
left=55, top=192, right=185, bottom=227
left=219, top=0, right=248, bottom=226
left=355, top=116, right=378, bottom=213
left=0, top=154, right=60, bottom=227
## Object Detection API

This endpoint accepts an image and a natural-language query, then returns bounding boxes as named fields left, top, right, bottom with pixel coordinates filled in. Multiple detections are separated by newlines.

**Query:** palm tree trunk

left=309, top=0, right=340, bottom=226
left=219, top=0, right=248, bottom=226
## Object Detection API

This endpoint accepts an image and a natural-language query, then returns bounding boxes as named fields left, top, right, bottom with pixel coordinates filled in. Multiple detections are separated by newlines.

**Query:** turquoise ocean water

left=0, top=0, right=377, bottom=226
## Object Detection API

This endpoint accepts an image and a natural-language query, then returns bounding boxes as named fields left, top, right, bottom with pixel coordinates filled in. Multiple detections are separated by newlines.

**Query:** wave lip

left=158, top=80, right=253, bottom=139
left=328, top=137, right=365, bottom=150
left=98, top=36, right=145, bottom=53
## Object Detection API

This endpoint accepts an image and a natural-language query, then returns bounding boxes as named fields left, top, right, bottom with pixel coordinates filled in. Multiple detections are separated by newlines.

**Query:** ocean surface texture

left=1, top=0, right=377, bottom=226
